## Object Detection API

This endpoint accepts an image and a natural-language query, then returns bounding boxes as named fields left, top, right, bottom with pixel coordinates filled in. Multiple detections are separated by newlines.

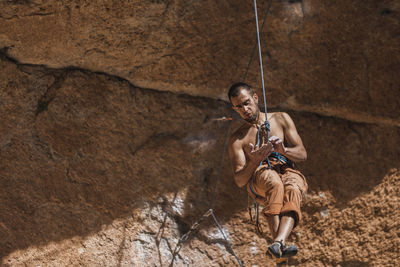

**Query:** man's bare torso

left=228, top=108, right=306, bottom=188
left=232, top=112, right=286, bottom=152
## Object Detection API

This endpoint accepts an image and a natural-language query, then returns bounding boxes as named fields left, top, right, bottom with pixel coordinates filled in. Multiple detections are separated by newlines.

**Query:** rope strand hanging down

left=254, top=0, right=269, bottom=118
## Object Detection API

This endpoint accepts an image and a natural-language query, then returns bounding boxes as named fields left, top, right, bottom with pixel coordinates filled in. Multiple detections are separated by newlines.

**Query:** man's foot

left=266, top=241, right=284, bottom=259
left=275, top=243, right=298, bottom=266
left=266, top=241, right=298, bottom=260
left=281, top=243, right=298, bottom=258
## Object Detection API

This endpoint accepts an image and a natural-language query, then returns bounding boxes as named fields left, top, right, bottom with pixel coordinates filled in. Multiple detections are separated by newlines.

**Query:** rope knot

left=263, top=120, right=270, bottom=132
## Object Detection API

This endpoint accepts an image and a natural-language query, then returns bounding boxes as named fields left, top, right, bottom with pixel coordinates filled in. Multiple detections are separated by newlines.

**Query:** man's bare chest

left=243, top=119, right=284, bottom=146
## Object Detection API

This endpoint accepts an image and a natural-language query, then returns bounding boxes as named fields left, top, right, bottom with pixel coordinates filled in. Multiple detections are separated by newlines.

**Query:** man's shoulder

left=269, top=111, right=289, bottom=119
left=229, top=123, right=249, bottom=144
left=269, top=111, right=292, bottom=125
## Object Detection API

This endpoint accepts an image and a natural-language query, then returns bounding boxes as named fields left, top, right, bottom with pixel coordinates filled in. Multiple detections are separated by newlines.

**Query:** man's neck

left=247, top=112, right=266, bottom=127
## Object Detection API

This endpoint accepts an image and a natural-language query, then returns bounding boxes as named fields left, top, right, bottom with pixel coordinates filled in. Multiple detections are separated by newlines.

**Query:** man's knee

left=284, top=184, right=301, bottom=197
left=259, top=169, right=282, bottom=186
left=269, top=177, right=284, bottom=192
left=281, top=211, right=297, bottom=219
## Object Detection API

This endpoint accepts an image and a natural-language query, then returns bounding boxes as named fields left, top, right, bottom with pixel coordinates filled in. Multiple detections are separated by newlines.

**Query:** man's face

left=230, top=88, right=259, bottom=123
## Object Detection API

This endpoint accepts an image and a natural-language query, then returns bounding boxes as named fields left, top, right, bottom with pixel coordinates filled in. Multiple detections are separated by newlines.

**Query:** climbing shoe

left=266, top=241, right=284, bottom=259
left=281, top=243, right=298, bottom=258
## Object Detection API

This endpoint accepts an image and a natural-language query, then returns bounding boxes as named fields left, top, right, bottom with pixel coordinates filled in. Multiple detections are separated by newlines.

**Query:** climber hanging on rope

left=227, top=82, right=308, bottom=261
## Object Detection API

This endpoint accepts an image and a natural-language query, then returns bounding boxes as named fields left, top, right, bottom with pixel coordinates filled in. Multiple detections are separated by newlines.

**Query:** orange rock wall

left=1, top=0, right=399, bottom=266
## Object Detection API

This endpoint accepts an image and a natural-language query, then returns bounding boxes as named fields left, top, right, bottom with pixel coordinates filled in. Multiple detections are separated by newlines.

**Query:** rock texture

left=1, top=0, right=399, bottom=266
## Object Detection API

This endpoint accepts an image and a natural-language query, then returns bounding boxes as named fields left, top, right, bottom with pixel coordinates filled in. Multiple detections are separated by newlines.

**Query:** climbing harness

left=169, top=1, right=273, bottom=266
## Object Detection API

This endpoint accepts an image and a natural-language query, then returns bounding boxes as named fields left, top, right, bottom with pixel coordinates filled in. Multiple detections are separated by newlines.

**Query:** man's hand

left=269, top=136, right=287, bottom=154
left=246, top=141, right=273, bottom=164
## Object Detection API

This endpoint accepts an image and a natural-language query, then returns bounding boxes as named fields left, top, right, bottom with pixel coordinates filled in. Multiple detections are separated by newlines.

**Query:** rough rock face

left=2, top=0, right=399, bottom=120
left=1, top=0, right=399, bottom=266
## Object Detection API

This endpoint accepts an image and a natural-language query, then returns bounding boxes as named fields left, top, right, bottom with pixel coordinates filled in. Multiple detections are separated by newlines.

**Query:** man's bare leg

left=274, top=212, right=296, bottom=244
left=267, top=215, right=280, bottom=239
left=266, top=212, right=298, bottom=260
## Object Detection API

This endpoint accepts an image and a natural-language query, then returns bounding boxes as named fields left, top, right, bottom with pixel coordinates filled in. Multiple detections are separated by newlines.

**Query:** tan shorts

left=247, top=161, right=308, bottom=227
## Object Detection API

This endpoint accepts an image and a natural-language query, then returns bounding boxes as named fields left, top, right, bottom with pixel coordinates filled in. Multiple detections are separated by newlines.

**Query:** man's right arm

left=228, top=137, right=273, bottom=188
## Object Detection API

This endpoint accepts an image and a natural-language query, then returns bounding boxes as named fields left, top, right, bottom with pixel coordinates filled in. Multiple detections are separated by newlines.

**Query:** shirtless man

left=227, top=82, right=308, bottom=260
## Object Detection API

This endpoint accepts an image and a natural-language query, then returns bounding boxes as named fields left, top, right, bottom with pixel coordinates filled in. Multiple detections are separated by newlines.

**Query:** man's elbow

left=301, top=149, right=307, bottom=161
left=234, top=176, right=247, bottom=188
left=293, top=147, right=307, bottom=162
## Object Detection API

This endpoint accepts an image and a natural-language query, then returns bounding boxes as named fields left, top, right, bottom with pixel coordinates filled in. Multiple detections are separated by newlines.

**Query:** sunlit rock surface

left=1, top=0, right=399, bottom=266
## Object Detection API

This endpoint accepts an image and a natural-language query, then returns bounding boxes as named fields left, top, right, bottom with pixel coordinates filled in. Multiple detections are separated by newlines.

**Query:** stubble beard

left=244, top=109, right=259, bottom=124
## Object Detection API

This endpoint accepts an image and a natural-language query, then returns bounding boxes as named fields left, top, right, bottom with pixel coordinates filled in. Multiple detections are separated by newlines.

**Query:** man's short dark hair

left=228, top=82, right=254, bottom=102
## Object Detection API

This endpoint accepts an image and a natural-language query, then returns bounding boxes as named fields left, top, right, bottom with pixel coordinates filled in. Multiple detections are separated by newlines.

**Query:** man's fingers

left=259, top=142, right=272, bottom=148
left=249, top=143, right=255, bottom=152
left=262, top=145, right=273, bottom=157
left=259, top=142, right=273, bottom=154
left=269, top=136, right=280, bottom=143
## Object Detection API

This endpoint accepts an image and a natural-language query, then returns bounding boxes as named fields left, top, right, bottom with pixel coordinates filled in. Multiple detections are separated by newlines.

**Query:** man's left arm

left=270, top=112, right=307, bottom=162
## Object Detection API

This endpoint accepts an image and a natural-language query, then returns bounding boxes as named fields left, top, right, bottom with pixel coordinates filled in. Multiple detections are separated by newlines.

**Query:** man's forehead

left=231, top=89, right=252, bottom=104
